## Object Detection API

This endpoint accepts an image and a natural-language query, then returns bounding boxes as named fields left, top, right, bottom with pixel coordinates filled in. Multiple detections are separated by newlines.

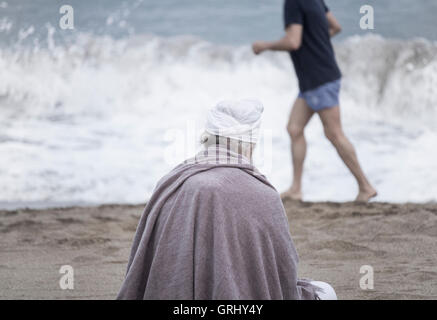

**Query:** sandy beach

left=0, top=201, right=436, bottom=300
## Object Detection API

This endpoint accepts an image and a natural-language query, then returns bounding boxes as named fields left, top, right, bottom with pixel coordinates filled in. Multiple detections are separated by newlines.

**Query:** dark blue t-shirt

left=284, top=0, right=341, bottom=92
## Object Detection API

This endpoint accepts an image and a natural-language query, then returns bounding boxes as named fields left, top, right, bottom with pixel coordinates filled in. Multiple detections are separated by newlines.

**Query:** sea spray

left=1, top=34, right=436, bottom=207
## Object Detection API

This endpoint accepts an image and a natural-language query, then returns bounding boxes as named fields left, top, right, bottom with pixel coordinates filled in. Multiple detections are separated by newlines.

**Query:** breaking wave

left=1, top=33, right=436, bottom=207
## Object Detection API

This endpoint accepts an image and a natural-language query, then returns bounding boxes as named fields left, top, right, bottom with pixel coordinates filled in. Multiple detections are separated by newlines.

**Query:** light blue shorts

left=298, top=79, right=341, bottom=112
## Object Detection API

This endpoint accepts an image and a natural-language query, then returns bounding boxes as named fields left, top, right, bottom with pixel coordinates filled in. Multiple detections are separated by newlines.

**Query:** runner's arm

left=252, top=24, right=303, bottom=54
left=326, top=11, right=342, bottom=37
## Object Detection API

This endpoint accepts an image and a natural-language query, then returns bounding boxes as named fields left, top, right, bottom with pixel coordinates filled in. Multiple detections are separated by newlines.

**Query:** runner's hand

left=252, top=41, right=268, bottom=55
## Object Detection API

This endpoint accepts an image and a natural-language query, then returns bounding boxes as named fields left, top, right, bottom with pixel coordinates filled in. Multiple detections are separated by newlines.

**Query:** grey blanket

left=117, top=147, right=319, bottom=300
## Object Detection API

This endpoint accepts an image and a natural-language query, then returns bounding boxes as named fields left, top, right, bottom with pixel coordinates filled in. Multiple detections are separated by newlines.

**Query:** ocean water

left=0, top=0, right=436, bottom=208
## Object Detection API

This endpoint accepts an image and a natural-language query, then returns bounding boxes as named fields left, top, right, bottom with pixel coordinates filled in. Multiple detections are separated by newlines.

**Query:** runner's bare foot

left=280, top=188, right=303, bottom=201
left=355, top=187, right=377, bottom=203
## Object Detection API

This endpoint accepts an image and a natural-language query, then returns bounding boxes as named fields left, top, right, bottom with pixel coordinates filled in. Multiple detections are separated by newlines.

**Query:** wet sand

left=0, top=201, right=436, bottom=299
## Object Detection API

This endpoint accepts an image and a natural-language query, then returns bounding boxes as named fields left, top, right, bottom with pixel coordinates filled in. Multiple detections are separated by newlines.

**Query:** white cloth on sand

left=205, top=99, right=264, bottom=143
left=311, top=281, right=338, bottom=300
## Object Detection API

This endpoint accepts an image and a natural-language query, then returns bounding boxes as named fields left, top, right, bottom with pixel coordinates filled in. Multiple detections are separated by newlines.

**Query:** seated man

left=117, top=99, right=336, bottom=300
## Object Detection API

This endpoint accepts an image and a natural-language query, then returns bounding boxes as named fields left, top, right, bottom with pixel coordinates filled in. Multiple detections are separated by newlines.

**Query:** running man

left=252, top=0, right=377, bottom=202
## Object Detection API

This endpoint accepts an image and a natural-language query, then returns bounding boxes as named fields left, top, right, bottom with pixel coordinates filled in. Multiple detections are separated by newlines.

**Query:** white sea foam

left=0, top=34, right=436, bottom=208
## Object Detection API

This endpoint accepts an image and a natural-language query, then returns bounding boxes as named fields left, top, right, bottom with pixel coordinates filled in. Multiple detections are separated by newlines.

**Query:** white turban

left=205, top=99, right=264, bottom=143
